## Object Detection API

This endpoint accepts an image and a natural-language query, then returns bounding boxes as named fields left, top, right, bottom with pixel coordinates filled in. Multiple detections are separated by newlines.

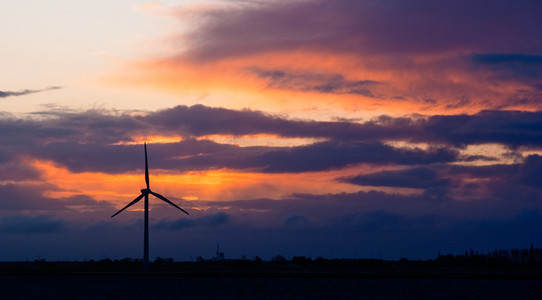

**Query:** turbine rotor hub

left=141, top=188, right=150, bottom=194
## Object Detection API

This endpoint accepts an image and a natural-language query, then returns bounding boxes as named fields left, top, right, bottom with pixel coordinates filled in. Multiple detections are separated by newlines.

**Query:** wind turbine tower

left=111, top=142, right=189, bottom=268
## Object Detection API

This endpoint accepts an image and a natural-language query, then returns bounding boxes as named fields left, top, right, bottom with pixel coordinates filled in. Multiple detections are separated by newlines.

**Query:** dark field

left=2, top=272, right=542, bottom=299
left=2, top=260, right=542, bottom=299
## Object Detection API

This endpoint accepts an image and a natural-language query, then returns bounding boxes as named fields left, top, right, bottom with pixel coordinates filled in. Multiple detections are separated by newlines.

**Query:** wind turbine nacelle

left=141, top=188, right=150, bottom=194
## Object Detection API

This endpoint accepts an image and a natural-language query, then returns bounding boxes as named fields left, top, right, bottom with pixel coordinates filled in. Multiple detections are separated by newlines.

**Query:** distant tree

left=271, top=255, right=287, bottom=263
left=314, top=257, right=327, bottom=265
left=292, top=256, right=312, bottom=265
left=120, top=257, right=133, bottom=264
left=529, top=242, right=536, bottom=263
left=99, top=258, right=112, bottom=264
left=520, top=249, right=529, bottom=262
left=154, top=257, right=174, bottom=265
left=437, top=254, right=455, bottom=266
left=511, top=249, right=520, bottom=262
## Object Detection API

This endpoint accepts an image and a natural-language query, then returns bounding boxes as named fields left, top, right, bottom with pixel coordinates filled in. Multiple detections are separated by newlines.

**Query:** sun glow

left=30, top=159, right=367, bottom=210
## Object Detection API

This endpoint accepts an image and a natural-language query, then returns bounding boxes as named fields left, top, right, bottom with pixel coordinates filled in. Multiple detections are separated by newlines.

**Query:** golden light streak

left=113, top=133, right=326, bottom=148
left=113, top=135, right=183, bottom=145
left=198, top=134, right=326, bottom=147
left=453, top=144, right=520, bottom=166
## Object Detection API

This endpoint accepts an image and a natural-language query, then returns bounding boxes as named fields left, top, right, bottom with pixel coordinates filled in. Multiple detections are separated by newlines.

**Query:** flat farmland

left=1, top=272, right=542, bottom=299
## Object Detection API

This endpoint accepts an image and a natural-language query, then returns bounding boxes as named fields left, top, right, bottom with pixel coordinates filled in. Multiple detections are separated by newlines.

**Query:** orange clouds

left=109, top=46, right=542, bottom=121
left=31, top=158, right=372, bottom=212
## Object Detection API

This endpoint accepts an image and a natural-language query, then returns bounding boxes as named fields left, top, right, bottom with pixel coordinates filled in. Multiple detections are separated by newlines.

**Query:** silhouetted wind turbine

left=111, top=142, right=189, bottom=268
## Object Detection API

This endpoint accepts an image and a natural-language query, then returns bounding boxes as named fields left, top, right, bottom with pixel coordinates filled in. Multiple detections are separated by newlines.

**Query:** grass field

left=2, top=259, right=542, bottom=299
left=1, top=272, right=542, bottom=299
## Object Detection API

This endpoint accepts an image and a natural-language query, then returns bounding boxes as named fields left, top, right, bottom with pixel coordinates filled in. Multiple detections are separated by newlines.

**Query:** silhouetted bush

left=154, top=257, right=174, bottom=266
left=271, top=255, right=287, bottom=263
left=292, top=256, right=312, bottom=265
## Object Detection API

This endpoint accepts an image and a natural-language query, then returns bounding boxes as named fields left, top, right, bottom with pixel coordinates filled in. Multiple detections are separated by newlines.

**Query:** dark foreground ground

left=1, top=260, right=542, bottom=299
left=2, top=273, right=542, bottom=299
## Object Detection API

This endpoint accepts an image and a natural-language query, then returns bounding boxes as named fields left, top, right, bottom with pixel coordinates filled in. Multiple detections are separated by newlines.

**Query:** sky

left=1, top=0, right=541, bottom=262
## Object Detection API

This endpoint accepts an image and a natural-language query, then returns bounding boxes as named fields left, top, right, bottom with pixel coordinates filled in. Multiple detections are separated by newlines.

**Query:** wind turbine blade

left=111, top=193, right=146, bottom=218
left=150, top=191, right=189, bottom=215
left=144, top=142, right=150, bottom=190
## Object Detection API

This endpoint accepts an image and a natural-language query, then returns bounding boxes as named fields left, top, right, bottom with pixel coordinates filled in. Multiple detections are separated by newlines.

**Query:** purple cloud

left=0, top=215, right=65, bottom=234
left=178, top=0, right=542, bottom=60
left=153, top=212, right=229, bottom=230
left=2, top=106, right=542, bottom=176
left=0, top=86, right=61, bottom=98
left=339, top=167, right=450, bottom=189
left=248, top=67, right=383, bottom=97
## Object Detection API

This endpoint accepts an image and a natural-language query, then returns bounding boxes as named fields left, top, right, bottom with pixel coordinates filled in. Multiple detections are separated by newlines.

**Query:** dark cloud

left=4, top=105, right=542, bottom=151
left=63, top=194, right=116, bottom=210
left=151, top=197, right=542, bottom=259
left=514, top=155, right=542, bottom=188
left=1, top=207, right=540, bottom=261
left=340, top=167, right=449, bottom=189
left=0, top=215, right=65, bottom=233
left=329, top=209, right=542, bottom=256
left=3, top=106, right=542, bottom=175
left=0, top=86, right=61, bottom=98
left=472, top=53, right=542, bottom=87
left=338, top=156, right=542, bottom=203
left=142, top=104, right=294, bottom=137
left=258, top=141, right=457, bottom=173
left=153, top=212, right=229, bottom=230
left=1, top=132, right=458, bottom=175
left=448, top=163, right=520, bottom=178
left=282, top=215, right=311, bottom=229
left=473, top=53, right=542, bottom=66
left=147, top=140, right=456, bottom=173
left=143, top=107, right=542, bottom=148
left=0, top=109, right=142, bottom=148
left=0, top=161, right=42, bottom=181
left=178, top=0, right=542, bottom=60
left=419, top=110, right=542, bottom=147
left=30, top=139, right=254, bottom=173
left=0, top=183, right=66, bottom=211
left=0, top=181, right=114, bottom=214
left=248, top=67, right=383, bottom=97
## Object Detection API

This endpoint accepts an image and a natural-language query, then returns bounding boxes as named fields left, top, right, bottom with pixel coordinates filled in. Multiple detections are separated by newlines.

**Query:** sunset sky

left=1, top=0, right=541, bottom=261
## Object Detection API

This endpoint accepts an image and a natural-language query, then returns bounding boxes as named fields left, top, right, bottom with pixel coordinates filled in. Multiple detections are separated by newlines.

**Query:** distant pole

left=143, top=193, right=149, bottom=269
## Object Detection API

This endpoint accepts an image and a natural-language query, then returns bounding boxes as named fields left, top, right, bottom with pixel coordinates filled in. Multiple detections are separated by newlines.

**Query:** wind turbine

left=111, top=142, right=189, bottom=268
